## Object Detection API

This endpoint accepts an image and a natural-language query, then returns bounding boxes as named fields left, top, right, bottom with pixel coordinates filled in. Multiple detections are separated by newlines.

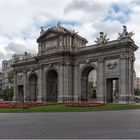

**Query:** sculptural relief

left=106, top=60, right=119, bottom=71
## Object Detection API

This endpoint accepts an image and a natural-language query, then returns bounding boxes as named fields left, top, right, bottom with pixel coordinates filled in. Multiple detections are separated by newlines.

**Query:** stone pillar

left=37, top=66, right=43, bottom=102
left=13, top=72, right=17, bottom=101
left=23, top=70, right=27, bottom=101
left=63, top=63, right=73, bottom=102
left=58, top=62, right=73, bottom=103
left=120, top=54, right=129, bottom=103
left=131, top=57, right=135, bottom=100
left=73, top=64, right=78, bottom=102
left=129, top=56, right=135, bottom=102
left=62, top=64, right=69, bottom=102
left=97, top=57, right=105, bottom=103
left=26, top=72, right=29, bottom=101
left=58, top=65, right=64, bottom=103
left=42, top=67, right=46, bottom=102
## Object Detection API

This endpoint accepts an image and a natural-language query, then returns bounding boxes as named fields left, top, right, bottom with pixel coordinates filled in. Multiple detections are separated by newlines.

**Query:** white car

left=134, top=96, right=140, bottom=103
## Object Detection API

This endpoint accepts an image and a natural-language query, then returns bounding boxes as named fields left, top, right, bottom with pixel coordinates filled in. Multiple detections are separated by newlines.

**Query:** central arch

left=46, top=69, right=58, bottom=102
left=81, top=66, right=97, bottom=102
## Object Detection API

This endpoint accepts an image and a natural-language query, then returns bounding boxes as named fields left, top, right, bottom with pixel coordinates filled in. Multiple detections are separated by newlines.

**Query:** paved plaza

left=0, top=110, right=140, bottom=139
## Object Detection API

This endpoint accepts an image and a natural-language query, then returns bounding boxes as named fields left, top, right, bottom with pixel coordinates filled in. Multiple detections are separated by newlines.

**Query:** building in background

left=134, top=77, right=140, bottom=90
left=1, top=53, right=36, bottom=91
left=0, top=71, right=2, bottom=93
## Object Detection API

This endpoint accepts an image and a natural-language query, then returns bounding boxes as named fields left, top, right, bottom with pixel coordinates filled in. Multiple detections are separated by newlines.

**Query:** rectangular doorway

left=106, top=78, right=119, bottom=103
left=18, top=85, right=24, bottom=101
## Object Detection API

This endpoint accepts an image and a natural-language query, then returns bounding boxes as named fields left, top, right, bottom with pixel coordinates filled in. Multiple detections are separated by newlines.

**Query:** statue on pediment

left=24, top=52, right=31, bottom=60
left=40, top=27, right=45, bottom=35
left=51, top=22, right=66, bottom=33
left=57, top=21, right=61, bottom=27
left=95, top=32, right=109, bottom=45
left=118, top=25, right=134, bottom=40
left=13, top=54, right=19, bottom=62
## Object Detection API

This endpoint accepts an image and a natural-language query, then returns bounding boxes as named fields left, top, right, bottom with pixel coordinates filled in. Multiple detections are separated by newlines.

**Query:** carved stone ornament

left=17, top=74, right=23, bottom=80
left=118, top=25, right=134, bottom=40
left=49, top=63, right=53, bottom=67
left=106, top=60, right=119, bottom=70
left=95, top=32, right=110, bottom=45
left=86, top=59, right=90, bottom=64
left=98, top=57, right=104, bottom=63
left=13, top=54, right=19, bottom=62
left=23, top=52, right=31, bottom=60
left=120, top=54, right=125, bottom=59
left=40, top=27, right=45, bottom=35
left=31, top=68, right=34, bottom=73
left=51, top=22, right=66, bottom=33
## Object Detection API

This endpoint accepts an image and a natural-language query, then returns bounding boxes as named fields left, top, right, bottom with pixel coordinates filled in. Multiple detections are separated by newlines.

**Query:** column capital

left=23, top=69, right=27, bottom=73
left=98, top=56, right=104, bottom=63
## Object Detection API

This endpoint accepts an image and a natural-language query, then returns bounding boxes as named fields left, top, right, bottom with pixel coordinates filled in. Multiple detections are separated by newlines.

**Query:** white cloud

left=0, top=0, right=140, bottom=77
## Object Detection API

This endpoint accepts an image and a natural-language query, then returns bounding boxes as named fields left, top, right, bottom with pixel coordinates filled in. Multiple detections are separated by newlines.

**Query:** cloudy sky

left=0, top=0, right=140, bottom=75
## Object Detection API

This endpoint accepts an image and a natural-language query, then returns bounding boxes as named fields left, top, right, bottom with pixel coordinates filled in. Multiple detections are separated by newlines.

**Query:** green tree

left=7, top=70, right=13, bottom=84
left=0, top=70, right=14, bottom=101
left=88, top=81, right=93, bottom=97
left=134, top=88, right=140, bottom=96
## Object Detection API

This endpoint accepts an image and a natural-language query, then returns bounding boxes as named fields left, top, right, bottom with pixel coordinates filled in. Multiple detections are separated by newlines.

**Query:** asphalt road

left=0, top=110, right=140, bottom=139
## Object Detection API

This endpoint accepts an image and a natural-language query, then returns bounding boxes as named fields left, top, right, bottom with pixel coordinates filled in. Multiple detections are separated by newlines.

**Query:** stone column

left=63, top=62, right=73, bottom=102
left=23, top=70, right=27, bottom=101
left=62, top=64, right=69, bottom=102
left=131, top=57, right=135, bottom=98
left=26, top=72, right=30, bottom=101
left=97, top=57, right=105, bottom=103
left=73, top=64, right=78, bottom=102
left=42, top=67, right=46, bottom=102
left=58, top=61, right=73, bottom=103
left=129, top=56, right=135, bottom=102
left=120, top=54, right=129, bottom=103
left=37, top=66, right=43, bottom=102
left=68, top=64, right=73, bottom=101
left=13, top=71, right=17, bottom=101
left=58, top=65, right=64, bottom=103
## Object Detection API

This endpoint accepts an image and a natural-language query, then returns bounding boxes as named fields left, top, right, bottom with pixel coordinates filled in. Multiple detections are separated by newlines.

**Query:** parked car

left=134, top=96, right=140, bottom=103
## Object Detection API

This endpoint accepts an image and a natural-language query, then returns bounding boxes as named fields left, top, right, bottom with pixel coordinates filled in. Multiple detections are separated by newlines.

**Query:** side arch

left=28, top=73, right=38, bottom=101
left=79, top=64, right=97, bottom=102
left=46, top=68, right=59, bottom=102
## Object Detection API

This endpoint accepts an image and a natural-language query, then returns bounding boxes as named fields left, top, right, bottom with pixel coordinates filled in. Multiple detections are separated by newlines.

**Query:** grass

left=0, top=103, right=140, bottom=113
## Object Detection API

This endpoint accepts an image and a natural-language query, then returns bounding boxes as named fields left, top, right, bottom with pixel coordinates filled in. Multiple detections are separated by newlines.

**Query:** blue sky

left=0, top=0, right=140, bottom=76
left=104, top=3, right=131, bottom=23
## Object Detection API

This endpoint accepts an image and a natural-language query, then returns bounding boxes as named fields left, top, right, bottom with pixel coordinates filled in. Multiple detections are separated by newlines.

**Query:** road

left=0, top=110, right=140, bottom=139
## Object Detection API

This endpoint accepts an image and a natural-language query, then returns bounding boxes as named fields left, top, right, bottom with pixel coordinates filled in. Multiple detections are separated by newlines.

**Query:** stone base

left=37, top=96, right=43, bottom=102
left=13, top=96, right=17, bottom=102
left=96, top=96, right=105, bottom=103
left=58, top=95, right=74, bottom=103
left=119, top=94, right=134, bottom=104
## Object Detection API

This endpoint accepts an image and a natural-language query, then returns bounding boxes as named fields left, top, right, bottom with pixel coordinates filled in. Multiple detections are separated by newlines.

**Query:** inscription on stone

left=45, top=40, right=57, bottom=50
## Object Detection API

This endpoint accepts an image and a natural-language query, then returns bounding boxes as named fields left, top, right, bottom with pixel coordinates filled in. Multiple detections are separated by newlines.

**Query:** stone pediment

left=46, top=32, right=58, bottom=38
left=37, top=23, right=87, bottom=43
left=37, top=31, right=60, bottom=43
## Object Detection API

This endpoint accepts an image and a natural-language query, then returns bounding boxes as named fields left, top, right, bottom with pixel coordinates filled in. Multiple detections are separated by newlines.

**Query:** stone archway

left=29, top=74, right=38, bottom=101
left=46, top=69, right=58, bottom=102
left=81, top=66, right=97, bottom=102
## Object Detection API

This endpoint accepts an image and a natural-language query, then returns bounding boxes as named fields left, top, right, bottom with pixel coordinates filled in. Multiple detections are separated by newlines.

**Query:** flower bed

left=65, top=102, right=106, bottom=107
left=0, top=102, right=48, bottom=109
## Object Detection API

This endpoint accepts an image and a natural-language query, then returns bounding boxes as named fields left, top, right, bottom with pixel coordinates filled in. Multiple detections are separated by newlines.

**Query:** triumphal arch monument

left=12, top=23, right=138, bottom=103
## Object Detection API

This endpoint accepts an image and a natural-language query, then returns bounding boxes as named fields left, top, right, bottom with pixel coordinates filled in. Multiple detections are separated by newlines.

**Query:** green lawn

left=0, top=103, right=140, bottom=113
